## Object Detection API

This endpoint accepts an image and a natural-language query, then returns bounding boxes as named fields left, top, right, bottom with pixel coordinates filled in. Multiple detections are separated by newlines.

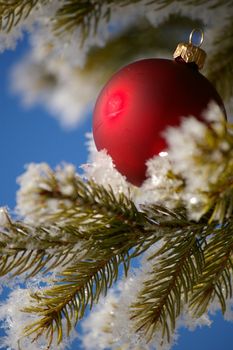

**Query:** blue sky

left=0, top=37, right=233, bottom=350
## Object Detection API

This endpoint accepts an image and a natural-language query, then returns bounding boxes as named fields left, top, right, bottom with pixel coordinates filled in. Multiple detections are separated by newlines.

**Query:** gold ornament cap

left=173, top=29, right=206, bottom=69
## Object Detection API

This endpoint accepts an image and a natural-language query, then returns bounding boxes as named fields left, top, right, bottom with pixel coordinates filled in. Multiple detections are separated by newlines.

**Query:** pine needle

left=0, top=0, right=47, bottom=32
left=130, top=207, right=208, bottom=343
left=190, top=219, right=233, bottom=316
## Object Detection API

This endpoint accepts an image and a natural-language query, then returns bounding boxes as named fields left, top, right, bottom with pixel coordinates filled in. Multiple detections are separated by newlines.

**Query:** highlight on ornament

left=93, top=29, right=226, bottom=186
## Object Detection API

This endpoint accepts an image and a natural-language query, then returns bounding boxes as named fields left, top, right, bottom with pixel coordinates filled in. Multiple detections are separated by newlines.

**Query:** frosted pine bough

left=0, top=1, right=233, bottom=349
left=1, top=103, right=233, bottom=349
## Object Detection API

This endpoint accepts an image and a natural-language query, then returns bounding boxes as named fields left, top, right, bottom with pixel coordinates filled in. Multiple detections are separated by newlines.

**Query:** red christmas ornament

left=93, top=29, right=226, bottom=186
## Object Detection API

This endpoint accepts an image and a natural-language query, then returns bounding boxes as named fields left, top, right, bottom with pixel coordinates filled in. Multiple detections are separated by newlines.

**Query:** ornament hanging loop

left=189, top=28, right=204, bottom=48
left=173, top=28, right=206, bottom=69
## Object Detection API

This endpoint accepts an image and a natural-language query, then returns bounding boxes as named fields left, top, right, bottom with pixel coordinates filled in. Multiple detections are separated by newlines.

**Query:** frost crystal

left=82, top=149, right=132, bottom=197
left=137, top=155, right=183, bottom=209
left=16, top=162, right=78, bottom=224
left=0, top=207, right=10, bottom=227
left=165, top=102, right=228, bottom=220
left=0, top=287, right=78, bottom=350
left=81, top=291, right=120, bottom=350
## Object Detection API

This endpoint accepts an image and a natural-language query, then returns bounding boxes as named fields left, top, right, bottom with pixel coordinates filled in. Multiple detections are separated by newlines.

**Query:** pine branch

left=0, top=176, right=150, bottom=281
left=5, top=174, right=233, bottom=348
left=12, top=181, right=160, bottom=347
left=52, top=0, right=233, bottom=37
left=23, top=251, right=130, bottom=345
left=0, top=0, right=47, bottom=32
left=17, top=163, right=143, bottom=226
left=21, top=220, right=152, bottom=346
left=130, top=206, right=214, bottom=344
left=206, top=19, right=233, bottom=103
left=0, top=218, right=88, bottom=278
left=52, top=0, right=156, bottom=40
left=190, top=219, right=233, bottom=317
left=17, top=199, right=209, bottom=347
left=53, top=0, right=103, bottom=39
